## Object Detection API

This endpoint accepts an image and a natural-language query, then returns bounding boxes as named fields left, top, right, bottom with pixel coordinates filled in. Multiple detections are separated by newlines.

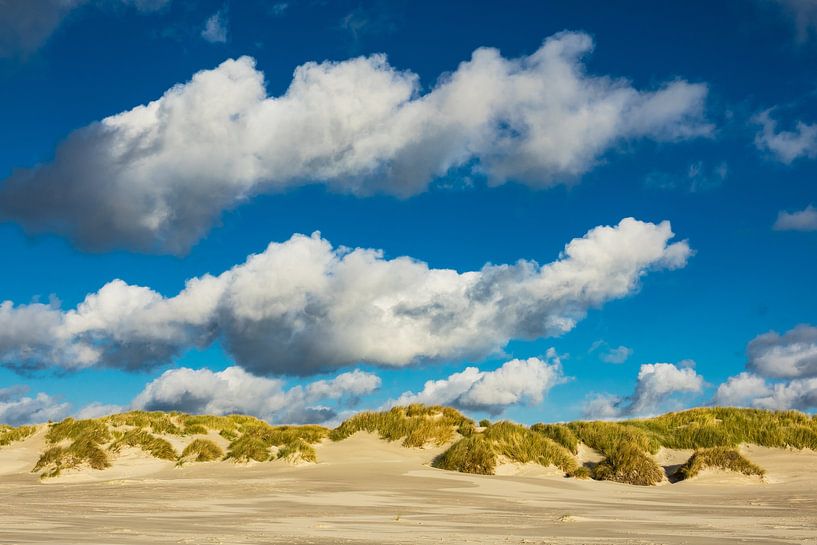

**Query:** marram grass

left=13, top=406, right=817, bottom=484
left=329, top=404, right=475, bottom=447
left=675, top=446, right=765, bottom=480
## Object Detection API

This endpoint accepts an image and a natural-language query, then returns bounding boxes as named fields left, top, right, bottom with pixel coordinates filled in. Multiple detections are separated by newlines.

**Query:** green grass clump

left=180, top=438, right=224, bottom=462
left=225, top=423, right=328, bottom=463
left=433, top=421, right=576, bottom=475
left=591, top=443, right=664, bottom=486
left=627, top=407, right=817, bottom=450
left=0, top=424, right=36, bottom=447
left=109, top=429, right=177, bottom=460
left=567, top=421, right=661, bottom=455
left=105, top=411, right=183, bottom=435
left=567, top=466, right=591, bottom=479
left=330, top=405, right=474, bottom=447
left=675, top=447, right=765, bottom=480
left=433, top=435, right=496, bottom=475
left=531, top=423, right=579, bottom=454
left=33, top=438, right=111, bottom=478
left=275, top=438, right=318, bottom=463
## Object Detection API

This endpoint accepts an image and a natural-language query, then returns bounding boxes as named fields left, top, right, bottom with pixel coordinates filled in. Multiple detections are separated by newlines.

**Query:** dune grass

left=109, top=429, right=177, bottom=460
left=590, top=442, right=665, bottom=486
left=329, top=404, right=475, bottom=447
left=180, top=438, right=224, bottom=463
left=675, top=446, right=765, bottom=480
left=433, top=421, right=577, bottom=475
left=0, top=424, right=36, bottom=447
left=225, top=423, right=328, bottom=463
left=530, top=423, right=579, bottom=454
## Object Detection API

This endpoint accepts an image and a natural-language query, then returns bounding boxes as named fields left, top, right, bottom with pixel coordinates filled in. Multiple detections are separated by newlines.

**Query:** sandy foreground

left=1, top=429, right=816, bottom=545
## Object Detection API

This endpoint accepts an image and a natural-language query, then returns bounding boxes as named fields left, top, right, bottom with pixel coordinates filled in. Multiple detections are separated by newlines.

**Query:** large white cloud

left=0, top=32, right=710, bottom=253
left=131, top=366, right=381, bottom=424
left=584, top=362, right=704, bottom=418
left=747, top=324, right=817, bottom=378
left=389, top=350, right=566, bottom=414
left=0, top=218, right=691, bottom=375
left=0, top=385, right=70, bottom=426
left=713, top=372, right=773, bottom=406
left=753, top=110, right=817, bottom=164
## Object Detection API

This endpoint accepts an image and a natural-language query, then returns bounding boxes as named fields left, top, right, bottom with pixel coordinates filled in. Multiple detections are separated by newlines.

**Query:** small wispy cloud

left=201, top=7, right=228, bottom=43
left=773, top=204, right=817, bottom=231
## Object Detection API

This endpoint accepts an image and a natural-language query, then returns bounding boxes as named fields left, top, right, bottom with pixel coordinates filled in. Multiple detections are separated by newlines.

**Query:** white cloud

left=713, top=372, right=772, bottom=406
left=584, top=362, right=704, bottom=418
left=0, top=218, right=691, bottom=375
left=0, top=385, right=70, bottom=426
left=389, top=350, right=566, bottom=414
left=774, top=205, right=817, bottom=231
left=753, top=110, right=817, bottom=164
left=747, top=324, right=817, bottom=378
left=0, top=0, right=170, bottom=58
left=131, top=366, right=380, bottom=424
left=0, top=32, right=710, bottom=253
left=75, top=402, right=124, bottom=419
left=598, top=345, right=633, bottom=364
left=201, top=8, right=228, bottom=43
left=752, top=378, right=817, bottom=410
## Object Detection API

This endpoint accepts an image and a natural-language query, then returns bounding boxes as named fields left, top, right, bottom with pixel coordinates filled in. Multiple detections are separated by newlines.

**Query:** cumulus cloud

left=0, top=218, right=691, bottom=376
left=774, top=205, right=817, bottom=231
left=584, top=362, right=704, bottom=418
left=75, top=402, right=125, bottom=419
left=201, top=7, right=228, bottom=43
left=131, top=366, right=380, bottom=424
left=714, top=371, right=817, bottom=411
left=0, top=385, right=70, bottom=426
left=753, top=110, right=817, bottom=164
left=0, top=0, right=170, bottom=58
left=747, top=324, right=817, bottom=379
left=389, top=350, right=566, bottom=415
left=0, top=32, right=710, bottom=253
left=713, top=372, right=773, bottom=406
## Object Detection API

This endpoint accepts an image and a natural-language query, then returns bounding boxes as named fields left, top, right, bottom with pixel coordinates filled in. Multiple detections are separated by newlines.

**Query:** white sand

left=1, top=431, right=816, bottom=544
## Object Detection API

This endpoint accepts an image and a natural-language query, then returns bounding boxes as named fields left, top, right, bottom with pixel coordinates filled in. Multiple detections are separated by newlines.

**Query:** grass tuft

left=0, top=424, right=36, bottom=447
left=109, top=429, right=177, bottom=460
left=531, top=423, right=579, bottom=454
left=330, top=405, right=474, bottom=447
left=180, top=438, right=224, bottom=463
left=675, top=446, right=765, bottom=480
left=591, top=443, right=664, bottom=486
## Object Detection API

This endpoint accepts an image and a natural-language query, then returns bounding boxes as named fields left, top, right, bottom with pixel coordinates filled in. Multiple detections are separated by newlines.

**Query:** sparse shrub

left=180, top=439, right=223, bottom=462
left=225, top=423, right=328, bottom=463
left=591, top=443, right=664, bottom=486
left=675, top=447, right=765, bottom=480
left=479, top=419, right=491, bottom=428
left=276, top=438, right=318, bottom=463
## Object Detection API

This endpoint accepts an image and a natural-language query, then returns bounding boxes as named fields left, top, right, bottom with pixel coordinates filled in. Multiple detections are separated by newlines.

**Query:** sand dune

left=1, top=430, right=817, bottom=544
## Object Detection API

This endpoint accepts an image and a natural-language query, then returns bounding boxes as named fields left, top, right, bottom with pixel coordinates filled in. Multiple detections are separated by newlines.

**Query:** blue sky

left=0, top=0, right=816, bottom=426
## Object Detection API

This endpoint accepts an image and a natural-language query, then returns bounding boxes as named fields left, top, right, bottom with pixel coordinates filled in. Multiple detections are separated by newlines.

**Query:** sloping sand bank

left=1, top=432, right=816, bottom=544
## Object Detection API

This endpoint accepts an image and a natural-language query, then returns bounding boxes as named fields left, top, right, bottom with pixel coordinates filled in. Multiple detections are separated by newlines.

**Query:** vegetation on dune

left=225, top=423, right=328, bottom=463
left=674, top=446, right=765, bottom=480
left=531, top=423, right=579, bottom=454
left=109, top=429, right=177, bottom=460
left=180, top=438, right=224, bottom=463
left=330, top=405, right=475, bottom=447
left=0, top=424, right=36, bottom=447
left=433, top=421, right=577, bottom=475
left=433, top=435, right=496, bottom=475
left=590, top=443, right=664, bottom=486
left=19, top=405, right=817, bottom=484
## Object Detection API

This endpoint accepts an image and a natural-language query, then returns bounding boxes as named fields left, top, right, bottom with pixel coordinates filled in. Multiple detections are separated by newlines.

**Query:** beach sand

left=1, top=430, right=816, bottom=544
